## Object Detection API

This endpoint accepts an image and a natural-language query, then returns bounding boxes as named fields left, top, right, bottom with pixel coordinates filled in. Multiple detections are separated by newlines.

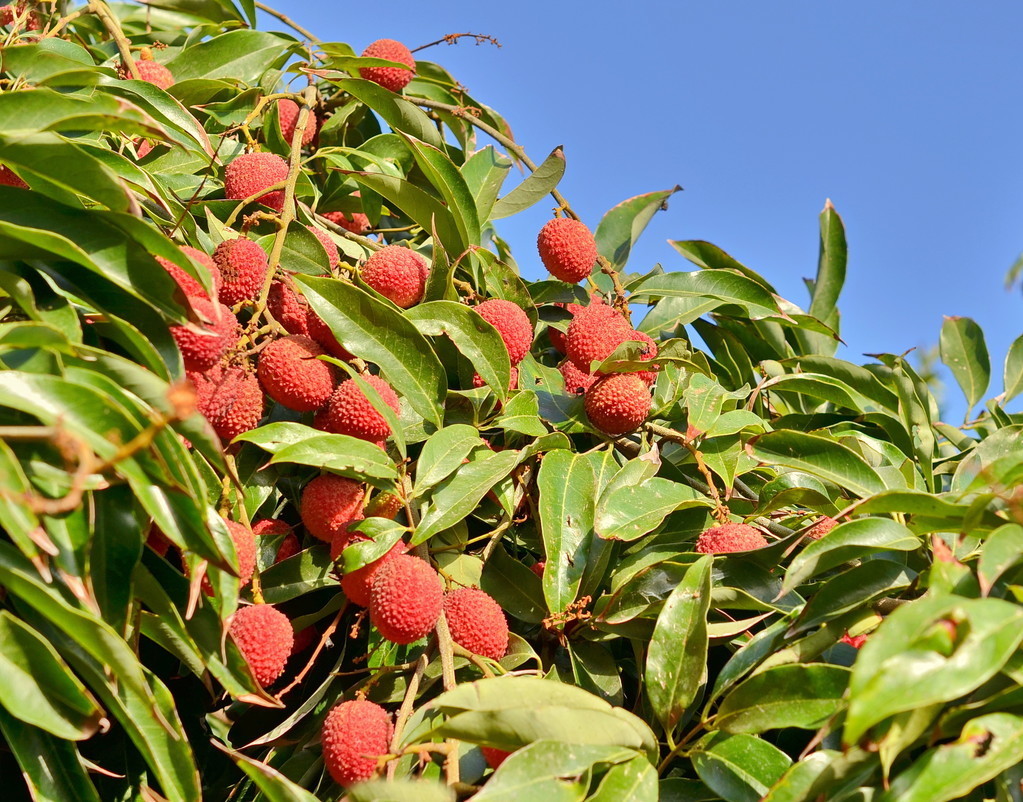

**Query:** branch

left=253, top=1, right=319, bottom=42
left=89, top=1, right=139, bottom=79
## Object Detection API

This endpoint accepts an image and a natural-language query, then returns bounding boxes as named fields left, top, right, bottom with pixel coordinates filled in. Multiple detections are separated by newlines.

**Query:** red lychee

left=267, top=279, right=310, bottom=336
left=530, top=561, right=545, bottom=578
left=158, top=245, right=221, bottom=301
left=630, top=330, right=660, bottom=385
left=276, top=98, right=317, bottom=146
left=307, top=225, right=340, bottom=270
left=583, top=373, right=651, bottom=435
left=230, top=604, right=294, bottom=687
left=191, top=364, right=263, bottom=441
left=443, top=587, right=508, bottom=661
left=360, top=245, right=428, bottom=308
left=147, top=526, right=172, bottom=557
left=839, top=632, right=868, bottom=649
left=257, top=334, right=336, bottom=411
left=805, top=516, right=838, bottom=540
left=123, top=58, right=174, bottom=90
left=565, top=302, right=634, bottom=373
left=340, top=539, right=408, bottom=607
left=170, top=298, right=239, bottom=372
left=548, top=301, right=584, bottom=354
left=481, top=747, right=511, bottom=769
left=0, top=2, right=40, bottom=29
left=213, top=238, right=268, bottom=306
left=321, top=699, right=393, bottom=786
left=224, top=152, right=289, bottom=212
left=0, top=165, right=27, bottom=189
left=369, top=554, right=443, bottom=645
left=471, top=367, right=519, bottom=392
left=300, top=473, right=365, bottom=542
left=359, top=39, right=416, bottom=92
left=323, top=209, right=371, bottom=235
left=252, top=518, right=299, bottom=562
left=306, top=310, right=352, bottom=360
left=694, top=523, right=768, bottom=554
left=322, top=375, right=400, bottom=444
left=201, top=518, right=257, bottom=594
left=537, top=218, right=597, bottom=283
left=558, top=359, right=595, bottom=395
left=475, top=299, right=533, bottom=365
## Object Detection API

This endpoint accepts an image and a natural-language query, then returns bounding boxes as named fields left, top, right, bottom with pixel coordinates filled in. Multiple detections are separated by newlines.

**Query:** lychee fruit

left=122, top=58, right=174, bottom=90
left=267, top=279, right=310, bottom=336
left=321, top=699, right=393, bottom=786
left=307, top=225, right=340, bottom=270
left=252, top=518, right=299, bottom=562
left=565, top=302, right=633, bottom=373
left=0, top=2, right=40, bottom=29
left=257, top=334, right=336, bottom=411
left=340, top=539, right=408, bottom=607
left=224, top=152, right=289, bottom=212
left=276, top=98, right=317, bottom=146
left=472, top=367, right=519, bottom=392
left=481, top=747, right=511, bottom=769
left=213, top=238, right=268, bottom=306
left=0, top=165, right=28, bottom=189
left=839, top=632, right=868, bottom=649
left=158, top=245, right=221, bottom=301
left=360, top=245, right=428, bottom=308
left=323, top=209, right=371, bottom=235
left=558, top=359, right=595, bottom=395
left=147, top=526, right=172, bottom=557
left=442, top=587, right=508, bottom=661
left=230, top=604, right=294, bottom=687
left=300, top=473, right=365, bottom=542
left=530, top=561, right=545, bottom=578
left=170, top=298, right=239, bottom=372
left=805, top=516, right=838, bottom=540
left=537, top=218, right=597, bottom=283
left=548, top=301, right=584, bottom=354
left=201, top=518, right=257, bottom=594
left=475, top=299, right=533, bottom=365
left=694, top=523, right=768, bottom=554
left=191, top=364, right=264, bottom=441
left=359, top=39, right=416, bottom=92
left=369, top=554, right=443, bottom=644
left=306, top=311, right=352, bottom=360
left=629, top=330, right=660, bottom=385
left=583, top=373, right=651, bottom=435
left=322, top=375, right=400, bottom=444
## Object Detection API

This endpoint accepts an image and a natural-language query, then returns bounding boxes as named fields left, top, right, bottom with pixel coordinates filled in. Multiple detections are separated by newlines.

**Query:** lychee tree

left=1, top=1, right=1023, bottom=800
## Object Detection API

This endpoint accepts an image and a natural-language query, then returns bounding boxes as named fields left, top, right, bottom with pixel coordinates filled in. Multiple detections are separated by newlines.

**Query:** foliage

left=1, top=2, right=1023, bottom=801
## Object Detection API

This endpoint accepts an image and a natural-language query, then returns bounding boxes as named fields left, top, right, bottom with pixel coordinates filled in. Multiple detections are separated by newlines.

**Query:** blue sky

left=267, top=1, right=1022, bottom=420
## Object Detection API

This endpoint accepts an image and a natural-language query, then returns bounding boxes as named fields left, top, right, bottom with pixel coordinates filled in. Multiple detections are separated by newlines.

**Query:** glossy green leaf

left=268, top=433, right=397, bottom=481
left=348, top=779, right=456, bottom=802
left=165, top=29, right=296, bottom=82
left=1003, top=333, right=1023, bottom=402
left=491, top=146, right=566, bottom=220
left=595, top=477, right=709, bottom=542
left=0, top=707, right=101, bottom=802
left=337, top=77, right=445, bottom=149
left=940, top=315, right=990, bottom=412
left=398, top=132, right=481, bottom=248
left=691, top=732, right=791, bottom=802
left=715, top=664, right=850, bottom=733
left=588, top=755, right=658, bottom=802
left=750, top=430, right=888, bottom=498
left=596, top=187, right=680, bottom=271
left=218, top=743, right=322, bottom=802
left=978, top=524, right=1023, bottom=596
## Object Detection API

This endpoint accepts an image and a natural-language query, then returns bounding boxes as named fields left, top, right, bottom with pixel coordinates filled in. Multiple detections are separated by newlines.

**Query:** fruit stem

left=411, top=32, right=502, bottom=53
left=89, top=0, right=140, bottom=79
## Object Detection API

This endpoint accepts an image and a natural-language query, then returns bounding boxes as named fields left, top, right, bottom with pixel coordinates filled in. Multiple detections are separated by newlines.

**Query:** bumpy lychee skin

left=530, top=561, right=545, bottom=579
left=158, top=246, right=221, bottom=301
left=481, top=747, right=511, bottom=770
left=548, top=301, right=584, bottom=354
left=306, top=311, right=352, bottom=360
left=475, top=299, right=533, bottom=365
left=323, top=209, right=371, bottom=235
left=191, top=365, right=263, bottom=441
left=225, top=520, right=257, bottom=586
left=443, top=587, right=509, bottom=661
left=224, top=152, right=289, bottom=212
left=276, top=98, right=317, bottom=146
left=565, top=302, right=633, bottom=373
left=0, top=165, right=28, bottom=189
left=559, top=359, right=595, bottom=395
left=267, top=279, right=309, bottom=336
left=584, top=373, right=651, bottom=435
left=361, top=245, right=428, bottom=308
left=537, top=218, right=597, bottom=283
left=472, top=367, right=519, bottom=392
left=124, top=58, right=174, bottom=90
left=307, top=225, right=340, bottom=270
left=257, top=335, right=336, bottom=412
left=323, top=375, right=400, bottom=443
left=252, top=518, right=298, bottom=563
left=369, top=554, right=443, bottom=645
left=321, top=699, right=393, bottom=786
left=230, top=604, right=294, bottom=687
left=213, top=238, right=268, bottom=306
left=340, top=539, right=408, bottom=607
left=695, top=523, right=768, bottom=554
left=171, top=299, right=239, bottom=372
left=359, top=39, right=416, bottom=92
left=301, top=473, right=365, bottom=542
left=805, top=516, right=838, bottom=540
left=630, top=330, right=660, bottom=385
left=0, top=2, right=41, bottom=29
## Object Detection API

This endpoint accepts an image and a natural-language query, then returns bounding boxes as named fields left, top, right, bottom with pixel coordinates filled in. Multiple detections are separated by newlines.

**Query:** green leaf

left=596, top=479, right=709, bottom=542
left=406, top=300, right=511, bottom=400
left=164, top=30, right=296, bottom=83
left=939, top=315, right=990, bottom=412
left=978, top=524, right=1023, bottom=596
left=347, top=779, right=456, bottom=802
left=267, top=433, right=397, bottom=482
left=0, top=39, right=106, bottom=86
left=750, top=430, right=888, bottom=499
left=461, top=145, right=512, bottom=222
left=216, top=743, right=322, bottom=802
left=538, top=449, right=597, bottom=612
left=630, top=270, right=781, bottom=320
left=412, top=424, right=486, bottom=497
left=481, top=544, right=547, bottom=625
left=337, top=77, right=445, bottom=149
left=691, top=732, right=791, bottom=802
left=645, top=555, right=712, bottom=734
left=492, top=391, right=548, bottom=436
left=669, top=240, right=778, bottom=292
left=799, top=200, right=847, bottom=356
left=397, top=132, right=480, bottom=247
left=782, top=518, right=920, bottom=594
left=0, top=88, right=162, bottom=138
left=715, top=664, right=850, bottom=734
left=790, top=560, right=914, bottom=636
left=0, top=707, right=101, bottom=802
left=1003, top=333, right=1023, bottom=402
left=296, top=275, right=446, bottom=426
left=587, top=755, right=658, bottom=802
left=491, top=146, right=566, bottom=220
left=596, top=187, right=680, bottom=271
left=878, top=713, right=1023, bottom=802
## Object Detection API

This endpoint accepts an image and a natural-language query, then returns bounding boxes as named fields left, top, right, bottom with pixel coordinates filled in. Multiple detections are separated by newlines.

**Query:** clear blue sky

left=267, top=1, right=1023, bottom=420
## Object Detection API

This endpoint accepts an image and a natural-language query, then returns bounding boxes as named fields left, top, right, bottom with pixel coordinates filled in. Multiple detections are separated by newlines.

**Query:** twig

left=647, top=422, right=728, bottom=522
left=412, top=33, right=501, bottom=53
left=277, top=604, right=346, bottom=698
left=386, top=647, right=432, bottom=779
left=253, top=1, right=319, bottom=42
left=89, top=0, right=139, bottom=79
left=435, top=611, right=460, bottom=785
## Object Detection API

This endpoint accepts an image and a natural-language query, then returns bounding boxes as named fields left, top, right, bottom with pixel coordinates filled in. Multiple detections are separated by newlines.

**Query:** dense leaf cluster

left=1, top=1, right=1023, bottom=801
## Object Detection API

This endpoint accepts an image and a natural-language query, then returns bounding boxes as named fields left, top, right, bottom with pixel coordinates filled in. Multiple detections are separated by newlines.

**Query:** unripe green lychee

left=256, top=334, right=336, bottom=411
left=300, top=473, right=365, bottom=542
left=230, top=604, right=294, bottom=687
left=443, top=587, right=508, bottom=661
left=695, top=523, right=768, bottom=554
left=276, top=98, right=317, bottom=146
left=369, top=554, right=443, bottom=645
left=537, top=217, right=597, bottom=282
left=224, top=152, right=289, bottom=212
left=321, top=699, right=393, bottom=786
left=322, top=375, right=400, bottom=444
left=361, top=245, right=428, bottom=308
left=583, top=373, right=651, bottom=435
left=213, top=238, right=268, bottom=306
left=359, top=39, right=415, bottom=92
left=475, top=299, right=533, bottom=365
